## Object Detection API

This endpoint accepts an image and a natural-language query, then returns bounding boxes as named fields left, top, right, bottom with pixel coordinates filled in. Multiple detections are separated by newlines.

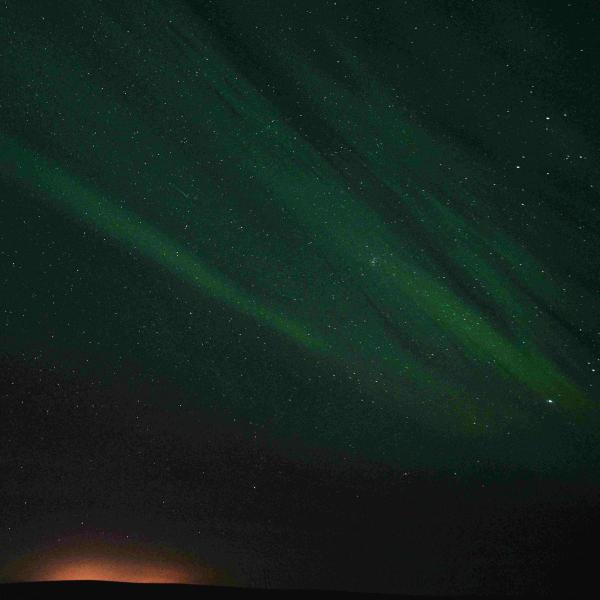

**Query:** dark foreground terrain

left=0, top=581, right=527, bottom=599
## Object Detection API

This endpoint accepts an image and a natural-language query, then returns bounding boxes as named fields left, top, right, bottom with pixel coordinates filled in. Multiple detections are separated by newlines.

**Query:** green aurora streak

left=2, top=0, right=598, bottom=475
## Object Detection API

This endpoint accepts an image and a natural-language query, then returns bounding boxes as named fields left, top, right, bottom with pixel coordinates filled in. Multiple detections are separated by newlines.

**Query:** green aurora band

left=2, top=0, right=599, bottom=476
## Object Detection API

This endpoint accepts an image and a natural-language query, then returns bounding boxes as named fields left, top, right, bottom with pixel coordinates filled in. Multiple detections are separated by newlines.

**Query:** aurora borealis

left=1, top=0, right=599, bottom=594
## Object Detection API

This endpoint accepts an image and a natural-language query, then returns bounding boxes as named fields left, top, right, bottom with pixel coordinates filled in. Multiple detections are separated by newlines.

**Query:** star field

left=1, top=0, right=599, bottom=594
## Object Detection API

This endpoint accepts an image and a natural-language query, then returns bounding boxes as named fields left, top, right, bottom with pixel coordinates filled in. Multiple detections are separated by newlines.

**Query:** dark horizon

left=0, top=580, right=444, bottom=600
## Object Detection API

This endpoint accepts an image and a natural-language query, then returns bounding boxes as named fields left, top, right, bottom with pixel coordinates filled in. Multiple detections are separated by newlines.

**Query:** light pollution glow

left=29, top=558, right=195, bottom=584
left=3, top=538, right=214, bottom=585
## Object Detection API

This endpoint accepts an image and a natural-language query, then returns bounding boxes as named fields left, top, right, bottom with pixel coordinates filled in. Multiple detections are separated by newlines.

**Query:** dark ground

left=0, top=581, right=561, bottom=599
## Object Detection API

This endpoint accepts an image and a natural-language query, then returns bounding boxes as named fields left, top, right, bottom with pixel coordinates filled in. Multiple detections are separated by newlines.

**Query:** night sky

left=1, top=0, right=599, bottom=594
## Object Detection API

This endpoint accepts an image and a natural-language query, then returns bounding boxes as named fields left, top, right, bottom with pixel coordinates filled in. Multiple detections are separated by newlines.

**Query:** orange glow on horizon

left=3, top=537, right=217, bottom=585
left=33, top=557, right=196, bottom=584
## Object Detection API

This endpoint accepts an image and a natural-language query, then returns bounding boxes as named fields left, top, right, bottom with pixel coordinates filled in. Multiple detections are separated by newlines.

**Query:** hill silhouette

left=0, top=581, right=499, bottom=599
